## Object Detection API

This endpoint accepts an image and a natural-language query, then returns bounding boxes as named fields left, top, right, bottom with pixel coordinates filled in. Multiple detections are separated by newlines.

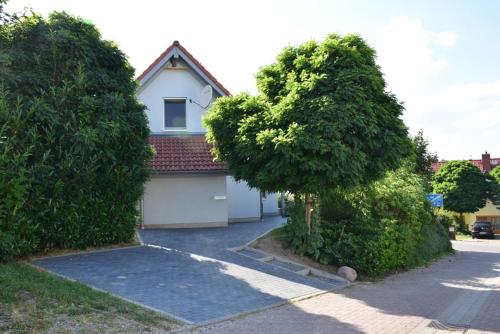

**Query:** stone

left=337, top=266, right=357, bottom=282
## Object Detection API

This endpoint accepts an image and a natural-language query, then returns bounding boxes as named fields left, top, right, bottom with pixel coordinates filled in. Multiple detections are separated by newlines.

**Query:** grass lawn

left=455, top=233, right=472, bottom=241
left=0, top=262, right=180, bottom=334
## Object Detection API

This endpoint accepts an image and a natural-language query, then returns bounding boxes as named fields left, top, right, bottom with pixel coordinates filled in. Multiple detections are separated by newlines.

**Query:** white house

left=137, top=41, right=279, bottom=228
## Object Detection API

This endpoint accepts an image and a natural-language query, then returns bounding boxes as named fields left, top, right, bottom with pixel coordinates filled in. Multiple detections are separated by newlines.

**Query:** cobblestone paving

left=193, top=239, right=500, bottom=334
left=33, top=217, right=347, bottom=323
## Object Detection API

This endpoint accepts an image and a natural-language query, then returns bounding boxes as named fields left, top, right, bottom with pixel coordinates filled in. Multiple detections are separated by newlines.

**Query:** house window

left=164, top=99, right=186, bottom=129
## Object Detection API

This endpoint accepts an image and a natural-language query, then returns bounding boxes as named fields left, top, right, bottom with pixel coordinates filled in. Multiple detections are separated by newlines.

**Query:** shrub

left=407, top=212, right=453, bottom=266
left=434, top=209, right=462, bottom=229
left=281, top=197, right=324, bottom=260
left=0, top=96, right=40, bottom=259
left=282, top=168, right=452, bottom=277
left=0, top=11, right=151, bottom=261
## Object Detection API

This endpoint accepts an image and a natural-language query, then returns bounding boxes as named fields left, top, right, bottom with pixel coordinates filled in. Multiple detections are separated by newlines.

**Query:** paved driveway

left=193, top=238, right=500, bottom=334
left=33, top=217, right=346, bottom=324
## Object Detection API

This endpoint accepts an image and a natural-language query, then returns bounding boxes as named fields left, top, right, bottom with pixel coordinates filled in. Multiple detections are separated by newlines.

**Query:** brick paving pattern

left=193, top=239, right=500, bottom=334
left=33, top=217, right=347, bottom=323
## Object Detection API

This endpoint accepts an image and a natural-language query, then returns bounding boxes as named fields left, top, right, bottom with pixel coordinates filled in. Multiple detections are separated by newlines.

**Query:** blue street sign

left=426, top=194, right=443, bottom=208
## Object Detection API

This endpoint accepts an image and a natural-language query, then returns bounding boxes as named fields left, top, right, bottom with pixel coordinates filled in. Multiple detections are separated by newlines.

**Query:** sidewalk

left=193, top=239, right=500, bottom=334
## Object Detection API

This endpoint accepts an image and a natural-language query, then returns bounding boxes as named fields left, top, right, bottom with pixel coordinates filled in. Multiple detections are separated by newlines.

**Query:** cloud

left=432, top=31, right=457, bottom=47
left=435, top=80, right=500, bottom=111
left=374, top=16, right=500, bottom=160
left=416, top=80, right=500, bottom=157
left=375, top=15, right=456, bottom=99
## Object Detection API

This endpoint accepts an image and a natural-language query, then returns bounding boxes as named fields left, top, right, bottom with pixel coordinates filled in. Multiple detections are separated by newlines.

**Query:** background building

left=432, top=151, right=500, bottom=173
left=432, top=151, right=500, bottom=233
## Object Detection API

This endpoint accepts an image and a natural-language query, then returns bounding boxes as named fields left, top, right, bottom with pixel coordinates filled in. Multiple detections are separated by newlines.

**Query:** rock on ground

left=337, top=266, right=357, bottom=282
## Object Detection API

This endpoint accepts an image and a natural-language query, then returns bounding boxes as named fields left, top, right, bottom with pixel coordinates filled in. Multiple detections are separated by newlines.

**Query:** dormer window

left=164, top=98, right=186, bottom=130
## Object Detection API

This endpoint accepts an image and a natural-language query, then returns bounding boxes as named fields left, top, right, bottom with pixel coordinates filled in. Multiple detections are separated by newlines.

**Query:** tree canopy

left=204, top=34, right=412, bottom=195
left=432, top=161, right=488, bottom=216
left=490, top=166, right=500, bottom=184
left=488, top=166, right=500, bottom=208
left=410, top=130, right=437, bottom=190
left=0, top=10, right=151, bottom=259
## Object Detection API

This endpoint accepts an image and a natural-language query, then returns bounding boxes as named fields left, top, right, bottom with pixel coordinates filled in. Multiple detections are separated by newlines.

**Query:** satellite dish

left=199, top=85, right=213, bottom=108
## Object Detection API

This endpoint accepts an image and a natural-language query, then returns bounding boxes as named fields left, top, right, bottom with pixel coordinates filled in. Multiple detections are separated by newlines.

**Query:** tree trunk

left=280, top=192, right=286, bottom=217
left=305, top=193, right=313, bottom=235
left=459, top=212, right=465, bottom=232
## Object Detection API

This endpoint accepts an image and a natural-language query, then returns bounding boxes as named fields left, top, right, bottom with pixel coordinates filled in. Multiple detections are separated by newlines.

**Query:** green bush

left=434, top=209, right=461, bottom=228
left=407, top=213, right=453, bottom=266
left=282, top=168, right=452, bottom=277
left=0, top=96, right=40, bottom=259
left=0, top=11, right=151, bottom=261
left=281, top=197, right=324, bottom=260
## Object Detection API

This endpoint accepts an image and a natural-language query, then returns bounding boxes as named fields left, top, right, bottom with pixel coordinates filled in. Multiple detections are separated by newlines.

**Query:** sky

left=5, top=0, right=500, bottom=160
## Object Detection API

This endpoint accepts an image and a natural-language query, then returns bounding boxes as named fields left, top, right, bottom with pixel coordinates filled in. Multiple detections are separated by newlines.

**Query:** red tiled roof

left=149, top=135, right=228, bottom=173
left=137, top=41, right=231, bottom=96
left=432, top=158, right=500, bottom=173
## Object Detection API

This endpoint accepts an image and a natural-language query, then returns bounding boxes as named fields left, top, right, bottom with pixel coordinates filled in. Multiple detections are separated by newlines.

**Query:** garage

left=143, top=175, right=228, bottom=228
left=142, top=135, right=229, bottom=228
left=476, top=216, right=500, bottom=234
left=465, top=200, right=500, bottom=234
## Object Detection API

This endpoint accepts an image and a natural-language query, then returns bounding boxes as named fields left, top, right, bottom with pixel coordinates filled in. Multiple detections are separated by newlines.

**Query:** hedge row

left=282, top=167, right=452, bottom=278
left=0, top=12, right=151, bottom=260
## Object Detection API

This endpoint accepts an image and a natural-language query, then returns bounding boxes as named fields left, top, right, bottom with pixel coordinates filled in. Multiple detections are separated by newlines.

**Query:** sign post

left=426, top=194, right=444, bottom=208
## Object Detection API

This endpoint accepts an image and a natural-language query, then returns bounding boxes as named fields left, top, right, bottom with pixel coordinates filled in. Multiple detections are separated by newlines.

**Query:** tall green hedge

left=282, top=167, right=452, bottom=278
left=0, top=11, right=151, bottom=260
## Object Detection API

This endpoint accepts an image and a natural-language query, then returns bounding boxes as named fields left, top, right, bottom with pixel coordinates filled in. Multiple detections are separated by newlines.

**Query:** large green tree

left=204, top=34, right=412, bottom=231
left=490, top=166, right=500, bottom=184
left=0, top=9, right=151, bottom=259
left=432, top=161, right=488, bottom=226
left=488, top=166, right=500, bottom=208
left=410, top=130, right=438, bottom=191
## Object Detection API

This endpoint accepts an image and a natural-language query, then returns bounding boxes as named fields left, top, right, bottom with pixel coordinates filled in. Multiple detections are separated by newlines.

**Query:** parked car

left=472, top=221, right=496, bottom=239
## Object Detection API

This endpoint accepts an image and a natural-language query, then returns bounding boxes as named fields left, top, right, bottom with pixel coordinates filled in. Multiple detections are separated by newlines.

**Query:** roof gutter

left=149, top=169, right=230, bottom=176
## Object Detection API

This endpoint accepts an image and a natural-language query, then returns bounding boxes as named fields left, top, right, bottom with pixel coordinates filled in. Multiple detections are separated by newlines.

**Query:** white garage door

left=143, top=175, right=228, bottom=228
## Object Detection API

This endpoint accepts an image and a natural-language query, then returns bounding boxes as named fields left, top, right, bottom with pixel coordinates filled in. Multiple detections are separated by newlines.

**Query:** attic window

left=163, top=98, right=186, bottom=130
left=164, top=98, right=186, bottom=130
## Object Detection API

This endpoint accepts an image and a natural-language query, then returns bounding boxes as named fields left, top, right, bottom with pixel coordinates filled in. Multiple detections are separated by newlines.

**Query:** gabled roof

left=149, top=135, right=228, bottom=174
left=137, top=41, right=230, bottom=96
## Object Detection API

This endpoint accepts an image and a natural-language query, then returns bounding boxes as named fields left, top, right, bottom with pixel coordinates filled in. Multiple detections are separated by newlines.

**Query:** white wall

left=138, top=66, right=208, bottom=133
left=262, top=192, right=280, bottom=216
left=143, top=175, right=228, bottom=227
left=226, top=176, right=261, bottom=222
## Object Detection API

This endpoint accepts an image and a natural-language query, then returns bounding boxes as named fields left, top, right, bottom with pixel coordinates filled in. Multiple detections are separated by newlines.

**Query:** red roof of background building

left=432, top=156, right=500, bottom=173
left=149, top=135, right=228, bottom=174
left=136, top=41, right=231, bottom=96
